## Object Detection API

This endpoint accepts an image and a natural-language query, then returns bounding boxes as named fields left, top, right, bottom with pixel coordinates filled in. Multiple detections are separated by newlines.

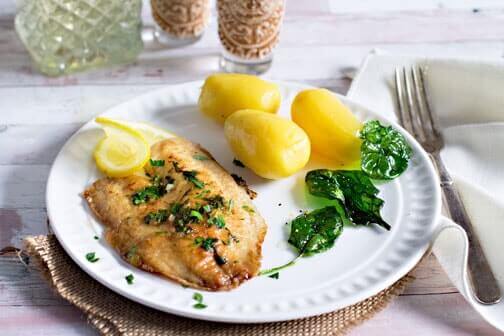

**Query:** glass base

left=219, top=51, right=273, bottom=75
left=154, top=27, right=203, bottom=48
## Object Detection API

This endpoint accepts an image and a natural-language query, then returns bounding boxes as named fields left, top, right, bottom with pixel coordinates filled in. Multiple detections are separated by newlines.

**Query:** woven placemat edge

left=23, top=235, right=416, bottom=336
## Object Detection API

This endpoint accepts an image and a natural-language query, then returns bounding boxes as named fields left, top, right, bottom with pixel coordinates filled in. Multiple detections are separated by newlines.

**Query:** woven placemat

left=23, top=235, right=414, bottom=336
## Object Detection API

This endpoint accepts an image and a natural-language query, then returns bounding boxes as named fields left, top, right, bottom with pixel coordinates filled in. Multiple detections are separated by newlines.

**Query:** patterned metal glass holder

left=217, top=0, right=285, bottom=74
left=151, top=0, right=211, bottom=47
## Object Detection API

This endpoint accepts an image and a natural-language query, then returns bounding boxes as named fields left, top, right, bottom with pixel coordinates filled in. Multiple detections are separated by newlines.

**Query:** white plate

left=47, top=80, right=441, bottom=323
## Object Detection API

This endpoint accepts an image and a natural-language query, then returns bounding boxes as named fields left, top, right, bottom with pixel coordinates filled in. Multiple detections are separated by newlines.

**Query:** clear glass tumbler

left=151, top=0, right=211, bottom=47
left=217, top=0, right=285, bottom=75
left=15, top=0, right=143, bottom=76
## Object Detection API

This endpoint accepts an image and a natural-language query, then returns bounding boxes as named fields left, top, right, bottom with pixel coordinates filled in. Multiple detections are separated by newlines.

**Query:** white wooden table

left=1, top=0, right=503, bottom=334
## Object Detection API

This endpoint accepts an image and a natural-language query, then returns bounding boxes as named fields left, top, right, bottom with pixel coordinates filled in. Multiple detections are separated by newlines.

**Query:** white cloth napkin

left=347, top=51, right=504, bottom=331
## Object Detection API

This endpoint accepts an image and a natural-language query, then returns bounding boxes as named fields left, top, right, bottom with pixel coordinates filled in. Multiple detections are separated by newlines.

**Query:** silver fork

left=395, top=66, right=501, bottom=305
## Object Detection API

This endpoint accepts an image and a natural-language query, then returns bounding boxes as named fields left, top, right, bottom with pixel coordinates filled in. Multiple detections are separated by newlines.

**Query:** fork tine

left=395, top=67, right=416, bottom=136
left=394, top=68, right=407, bottom=127
left=411, top=66, right=432, bottom=142
left=417, top=66, right=444, bottom=139
left=402, top=67, right=423, bottom=140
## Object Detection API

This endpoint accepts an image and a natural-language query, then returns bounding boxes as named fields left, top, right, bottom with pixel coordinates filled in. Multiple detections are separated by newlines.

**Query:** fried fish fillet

left=83, top=138, right=267, bottom=291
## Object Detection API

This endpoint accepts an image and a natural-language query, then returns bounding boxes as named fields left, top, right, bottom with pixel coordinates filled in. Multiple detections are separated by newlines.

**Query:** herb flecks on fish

left=193, top=154, right=209, bottom=161
left=149, top=159, right=165, bottom=167
left=208, top=215, right=226, bottom=229
left=132, top=185, right=164, bottom=205
left=242, top=205, right=255, bottom=213
left=194, top=237, right=218, bottom=251
left=183, top=170, right=205, bottom=189
left=132, top=175, right=174, bottom=205
left=126, top=245, right=141, bottom=266
left=204, top=195, right=226, bottom=209
left=144, top=209, right=169, bottom=225
left=189, top=209, right=203, bottom=222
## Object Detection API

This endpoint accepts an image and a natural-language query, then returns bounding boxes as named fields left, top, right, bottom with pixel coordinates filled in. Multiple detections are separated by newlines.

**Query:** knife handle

left=432, top=153, right=502, bottom=304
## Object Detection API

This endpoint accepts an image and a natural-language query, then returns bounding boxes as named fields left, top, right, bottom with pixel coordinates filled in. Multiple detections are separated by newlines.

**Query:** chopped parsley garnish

left=144, top=209, right=169, bottom=225
left=268, top=272, right=280, bottom=279
left=127, top=246, right=137, bottom=259
left=132, top=175, right=172, bottom=205
left=205, top=195, right=225, bottom=209
left=192, top=292, right=207, bottom=309
left=175, top=221, right=192, bottom=234
left=93, top=235, right=99, bottom=240
left=85, top=252, right=99, bottom=263
left=227, top=199, right=234, bottom=211
left=172, top=206, right=200, bottom=233
left=132, top=185, right=165, bottom=205
left=193, top=154, right=209, bottom=161
left=126, top=245, right=138, bottom=259
left=125, top=273, right=134, bottom=285
left=233, top=158, right=245, bottom=167
left=193, top=292, right=203, bottom=302
left=242, top=205, right=255, bottom=213
left=151, top=175, right=162, bottom=185
left=126, top=246, right=141, bottom=266
left=208, top=215, right=226, bottom=229
left=171, top=202, right=182, bottom=214
left=194, top=237, right=218, bottom=251
left=189, top=210, right=203, bottom=222
left=202, top=238, right=218, bottom=251
left=202, top=204, right=212, bottom=213
left=195, top=189, right=210, bottom=199
left=153, top=175, right=174, bottom=189
left=149, top=159, right=165, bottom=167
left=182, top=170, right=205, bottom=189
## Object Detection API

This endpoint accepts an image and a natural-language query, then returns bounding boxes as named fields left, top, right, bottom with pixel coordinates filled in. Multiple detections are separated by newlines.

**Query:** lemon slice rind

left=94, top=118, right=151, bottom=178
left=95, top=116, right=175, bottom=146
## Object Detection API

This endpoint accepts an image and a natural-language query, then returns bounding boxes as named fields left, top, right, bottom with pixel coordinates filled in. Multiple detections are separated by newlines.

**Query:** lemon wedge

left=94, top=118, right=150, bottom=177
left=95, top=117, right=175, bottom=146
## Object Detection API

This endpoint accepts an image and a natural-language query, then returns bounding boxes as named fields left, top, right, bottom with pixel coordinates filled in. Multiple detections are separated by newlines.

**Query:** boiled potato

left=224, top=109, right=310, bottom=179
left=291, top=88, right=362, bottom=165
left=199, top=73, right=281, bottom=123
